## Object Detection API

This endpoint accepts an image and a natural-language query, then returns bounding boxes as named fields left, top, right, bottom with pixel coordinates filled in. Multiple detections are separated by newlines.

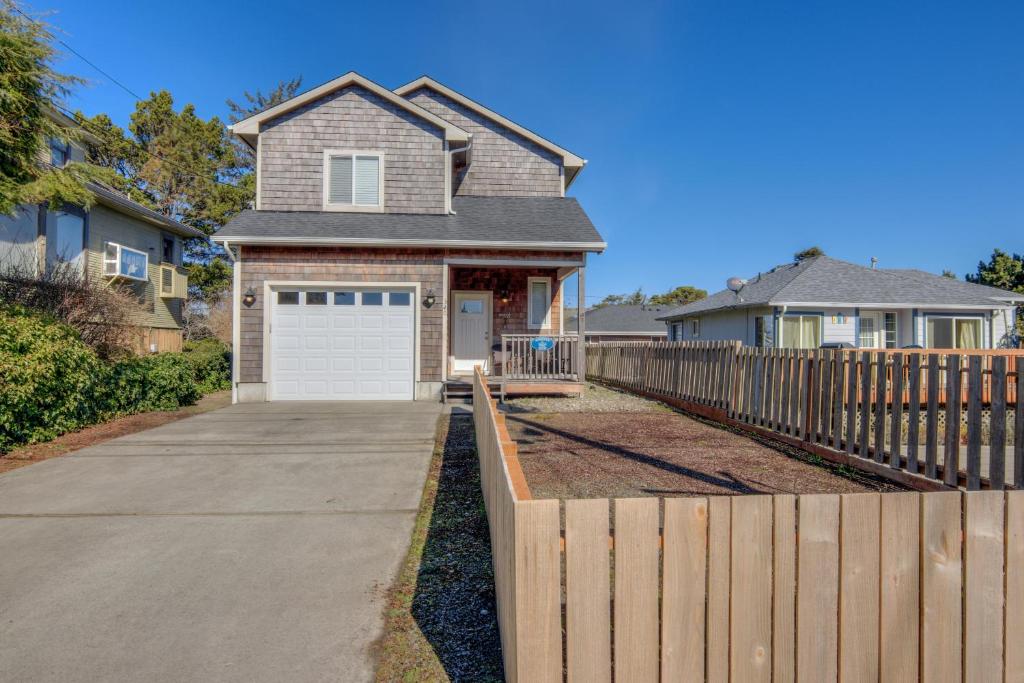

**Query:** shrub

left=182, top=338, right=231, bottom=393
left=0, top=306, right=229, bottom=453
left=0, top=305, right=107, bottom=451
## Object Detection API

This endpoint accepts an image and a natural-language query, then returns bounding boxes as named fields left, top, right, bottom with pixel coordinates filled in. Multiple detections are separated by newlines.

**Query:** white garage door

left=270, top=287, right=415, bottom=400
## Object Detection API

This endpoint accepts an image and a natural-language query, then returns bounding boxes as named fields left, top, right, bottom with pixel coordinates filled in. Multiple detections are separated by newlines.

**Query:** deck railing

left=501, top=334, right=581, bottom=381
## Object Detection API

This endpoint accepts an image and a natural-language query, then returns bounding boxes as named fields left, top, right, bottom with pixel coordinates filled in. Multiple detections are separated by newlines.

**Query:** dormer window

left=322, top=150, right=383, bottom=212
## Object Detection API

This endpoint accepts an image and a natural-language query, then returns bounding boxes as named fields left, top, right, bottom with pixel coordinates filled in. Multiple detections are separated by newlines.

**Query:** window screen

left=328, top=155, right=353, bottom=204
left=354, top=156, right=380, bottom=205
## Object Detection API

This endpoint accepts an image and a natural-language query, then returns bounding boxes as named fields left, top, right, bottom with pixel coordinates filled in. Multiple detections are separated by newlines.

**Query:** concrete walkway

left=0, top=401, right=442, bottom=683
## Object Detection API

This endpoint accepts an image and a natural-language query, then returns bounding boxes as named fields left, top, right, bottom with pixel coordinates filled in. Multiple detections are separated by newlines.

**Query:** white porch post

left=577, top=255, right=586, bottom=379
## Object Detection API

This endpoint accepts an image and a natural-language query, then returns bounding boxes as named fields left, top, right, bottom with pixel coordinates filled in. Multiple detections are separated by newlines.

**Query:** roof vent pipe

left=870, top=256, right=879, bottom=269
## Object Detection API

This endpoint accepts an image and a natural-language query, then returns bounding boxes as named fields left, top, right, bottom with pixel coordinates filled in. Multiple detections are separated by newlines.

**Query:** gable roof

left=394, top=76, right=586, bottom=178
left=574, top=304, right=670, bottom=334
left=658, top=255, right=1024, bottom=320
left=213, top=196, right=605, bottom=251
left=229, top=72, right=471, bottom=148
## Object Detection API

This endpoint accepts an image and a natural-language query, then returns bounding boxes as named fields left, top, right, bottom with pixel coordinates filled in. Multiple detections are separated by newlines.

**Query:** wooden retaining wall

left=472, top=369, right=1024, bottom=682
left=587, top=341, right=1023, bottom=490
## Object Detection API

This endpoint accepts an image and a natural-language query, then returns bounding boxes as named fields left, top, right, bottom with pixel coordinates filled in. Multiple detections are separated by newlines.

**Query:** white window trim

left=321, top=149, right=385, bottom=213
left=925, top=315, right=984, bottom=349
left=102, top=241, right=149, bottom=282
left=527, top=276, right=552, bottom=330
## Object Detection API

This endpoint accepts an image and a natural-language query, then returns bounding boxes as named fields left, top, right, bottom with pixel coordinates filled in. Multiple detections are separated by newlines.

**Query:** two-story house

left=0, top=109, right=200, bottom=352
left=214, top=72, right=605, bottom=402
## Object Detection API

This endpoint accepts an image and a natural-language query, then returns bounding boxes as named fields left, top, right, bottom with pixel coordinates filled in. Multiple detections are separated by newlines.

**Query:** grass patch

left=374, top=409, right=504, bottom=682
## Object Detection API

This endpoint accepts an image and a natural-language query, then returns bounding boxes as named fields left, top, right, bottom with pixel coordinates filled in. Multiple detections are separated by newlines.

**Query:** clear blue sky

left=39, top=0, right=1023, bottom=307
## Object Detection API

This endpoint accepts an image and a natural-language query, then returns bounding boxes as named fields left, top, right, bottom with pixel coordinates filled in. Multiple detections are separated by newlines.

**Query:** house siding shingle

left=404, top=87, right=564, bottom=198
left=259, top=85, right=447, bottom=214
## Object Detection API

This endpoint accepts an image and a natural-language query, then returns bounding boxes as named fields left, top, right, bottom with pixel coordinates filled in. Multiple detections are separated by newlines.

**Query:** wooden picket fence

left=587, top=341, right=1024, bottom=490
left=472, top=368, right=1024, bottom=682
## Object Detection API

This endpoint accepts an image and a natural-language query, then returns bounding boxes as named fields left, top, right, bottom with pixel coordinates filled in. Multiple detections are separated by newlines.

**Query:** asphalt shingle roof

left=658, top=255, right=1024, bottom=320
left=567, top=304, right=669, bottom=333
left=213, top=196, right=605, bottom=248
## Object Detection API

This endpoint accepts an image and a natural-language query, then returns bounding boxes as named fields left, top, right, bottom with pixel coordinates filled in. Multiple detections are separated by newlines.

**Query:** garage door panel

left=271, top=287, right=415, bottom=401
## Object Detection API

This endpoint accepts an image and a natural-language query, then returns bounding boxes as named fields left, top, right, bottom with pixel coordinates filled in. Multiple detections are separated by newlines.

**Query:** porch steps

left=443, top=379, right=500, bottom=404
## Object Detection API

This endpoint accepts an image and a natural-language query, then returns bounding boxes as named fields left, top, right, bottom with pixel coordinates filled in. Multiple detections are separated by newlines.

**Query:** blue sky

left=39, top=0, right=1023, bottom=307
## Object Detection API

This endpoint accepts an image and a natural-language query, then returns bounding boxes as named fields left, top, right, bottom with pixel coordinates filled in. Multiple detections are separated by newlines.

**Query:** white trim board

left=213, top=236, right=607, bottom=251
left=230, top=72, right=470, bottom=144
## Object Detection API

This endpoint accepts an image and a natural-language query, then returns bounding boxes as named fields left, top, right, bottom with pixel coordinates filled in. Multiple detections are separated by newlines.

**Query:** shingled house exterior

left=214, top=73, right=604, bottom=402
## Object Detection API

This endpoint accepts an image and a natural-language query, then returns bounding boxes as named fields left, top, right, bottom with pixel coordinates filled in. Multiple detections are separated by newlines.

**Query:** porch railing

left=500, top=334, right=581, bottom=381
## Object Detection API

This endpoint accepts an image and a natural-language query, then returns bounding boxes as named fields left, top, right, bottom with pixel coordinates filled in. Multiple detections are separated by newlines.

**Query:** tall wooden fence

left=472, top=369, right=1024, bottom=682
left=587, top=341, right=1024, bottom=490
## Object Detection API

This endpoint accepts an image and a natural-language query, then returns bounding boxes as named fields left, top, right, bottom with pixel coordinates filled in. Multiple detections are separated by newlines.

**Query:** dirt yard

left=504, top=384, right=904, bottom=499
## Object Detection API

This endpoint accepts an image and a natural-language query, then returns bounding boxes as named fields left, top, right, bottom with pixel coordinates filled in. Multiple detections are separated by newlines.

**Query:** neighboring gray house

left=0, top=110, right=202, bottom=352
left=658, top=255, right=1023, bottom=350
left=567, top=304, right=669, bottom=342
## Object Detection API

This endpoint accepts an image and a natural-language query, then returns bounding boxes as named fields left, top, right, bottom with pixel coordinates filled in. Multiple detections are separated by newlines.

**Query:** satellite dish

left=726, top=277, right=746, bottom=293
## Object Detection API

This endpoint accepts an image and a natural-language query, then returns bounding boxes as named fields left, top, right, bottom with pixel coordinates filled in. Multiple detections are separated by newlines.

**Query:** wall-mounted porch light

left=242, top=288, right=257, bottom=308
left=423, top=289, right=436, bottom=308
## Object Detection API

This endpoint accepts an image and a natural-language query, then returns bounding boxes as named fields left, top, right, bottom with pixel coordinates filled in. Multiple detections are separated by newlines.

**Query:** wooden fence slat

left=879, top=492, right=920, bottom=682
left=858, top=351, right=872, bottom=458
left=921, top=492, right=963, bottom=683
left=889, top=353, right=904, bottom=469
left=963, top=491, right=1004, bottom=682
left=613, top=498, right=659, bottom=683
left=773, top=495, right=796, bottom=683
left=845, top=353, right=858, bottom=454
left=808, top=351, right=822, bottom=444
left=565, top=499, right=611, bottom=683
left=707, top=496, right=731, bottom=683
left=1007, top=492, right=1023, bottom=682
left=966, top=355, right=983, bottom=490
left=944, top=354, right=962, bottom=487
left=820, top=350, right=835, bottom=446
left=780, top=351, right=792, bottom=434
left=513, top=499, right=562, bottom=682
left=797, top=495, right=839, bottom=683
left=906, top=353, right=921, bottom=473
left=1016, top=363, right=1023, bottom=489
left=730, top=496, right=772, bottom=682
left=989, top=356, right=1006, bottom=489
left=874, top=352, right=888, bottom=463
left=839, top=493, right=880, bottom=682
left=925, top=354, right=941, bottom=479
left=661, top=497, right=707, bottom=683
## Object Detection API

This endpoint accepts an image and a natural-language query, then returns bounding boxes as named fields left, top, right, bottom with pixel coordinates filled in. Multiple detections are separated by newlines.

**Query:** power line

left=6, top=1, right=145, bottom=101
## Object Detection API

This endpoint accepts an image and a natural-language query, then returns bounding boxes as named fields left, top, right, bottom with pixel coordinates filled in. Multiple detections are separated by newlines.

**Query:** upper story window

left=323, top=150, right=383, bottom=212
left=161, top=236, right=175, bottom=264
left=49, top=137, right=69, bottom=168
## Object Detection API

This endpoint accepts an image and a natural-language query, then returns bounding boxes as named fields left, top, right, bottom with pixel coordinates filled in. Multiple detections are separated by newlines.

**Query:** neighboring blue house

left=657, top=255, right=1023, bottom=349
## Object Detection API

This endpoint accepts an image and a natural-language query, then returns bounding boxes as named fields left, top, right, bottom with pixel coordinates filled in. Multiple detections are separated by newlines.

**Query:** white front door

left=270, top=287, right=415, bottom=400
left=451, top=291, right=491, bottom=375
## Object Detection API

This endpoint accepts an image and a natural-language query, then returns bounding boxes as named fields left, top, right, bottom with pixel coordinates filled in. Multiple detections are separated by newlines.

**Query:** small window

left=161, top=267, right=173, bottom=294
left=334, top=291, right=355, bottom=306
left=528, top=277, right=551, bottom=329
left=325, top=151, right=382, bottom=209
left=162, top=237, right=175, bottom=264
left=689, top=319, right=700, bottom=337
left=362, top=291, right=383, bottom=306
left=389, top=291, right=411, bottom=306
left=277, top=291, right=299, bottom=305
left=306, top=292, right=327, bottom=305
left=755, top=315, right=774, bottom=347
left=99, top=240, right=147, bottom=281
left=49, top=138, right=68, bottom=167
left=460, top=299, right=484, bottom=314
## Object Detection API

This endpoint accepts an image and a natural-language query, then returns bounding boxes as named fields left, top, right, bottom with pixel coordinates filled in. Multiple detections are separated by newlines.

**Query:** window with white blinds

left=323, top=151, right=382, bottom=209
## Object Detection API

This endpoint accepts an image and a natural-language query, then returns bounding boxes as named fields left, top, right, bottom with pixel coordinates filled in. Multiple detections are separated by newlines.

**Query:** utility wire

left=6, top=1, right=145, bottom=101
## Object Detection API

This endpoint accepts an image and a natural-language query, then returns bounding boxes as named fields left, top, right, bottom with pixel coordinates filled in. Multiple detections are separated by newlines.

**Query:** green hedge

left=0, top=306, right=231, bottom=453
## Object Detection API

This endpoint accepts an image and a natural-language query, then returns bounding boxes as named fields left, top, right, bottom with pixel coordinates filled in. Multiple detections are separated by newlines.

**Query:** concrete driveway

left=0, top=401, right=442, bottom=683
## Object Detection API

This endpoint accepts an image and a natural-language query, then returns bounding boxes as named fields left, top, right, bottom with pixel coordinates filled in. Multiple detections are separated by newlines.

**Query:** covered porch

left=443, top=255, right=587, bottom=399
